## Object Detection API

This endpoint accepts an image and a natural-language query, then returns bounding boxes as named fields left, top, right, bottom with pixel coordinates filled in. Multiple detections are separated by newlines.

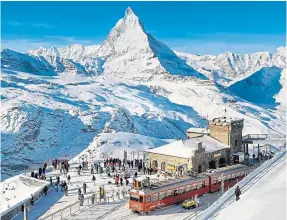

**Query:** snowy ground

left=196, top=148, right=286, bottom=220
left=0, top=175, right=43, bottom=214
left=212, top=151, right=286, bottom=220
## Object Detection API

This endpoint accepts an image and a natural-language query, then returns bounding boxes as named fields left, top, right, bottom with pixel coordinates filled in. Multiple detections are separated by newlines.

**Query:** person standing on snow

left=67, top=175, right=71, bottom=185
left=30, top=194, right=34, bottom=206
left=83, top=183, right=87, bottom=194
left=92, top=175, right=96, bottom=186
left=235, top=186, right=242, bottom=201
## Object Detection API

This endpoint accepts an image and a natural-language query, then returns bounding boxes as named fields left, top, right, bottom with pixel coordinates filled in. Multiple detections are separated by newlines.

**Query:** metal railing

left=1, top=178, right=50, bottom=220
left=39, top=185, right=132, bottom=220
left=243, top=134, right=286, bottom=141
left=39, top=194, right=98, bottom=220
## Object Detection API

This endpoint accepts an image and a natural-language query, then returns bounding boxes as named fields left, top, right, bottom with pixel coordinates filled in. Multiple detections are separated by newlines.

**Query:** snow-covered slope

left=1, top=49, right=56, bottom=76
left=229, top=67, right=283, bottom=105
left=213, top=151, right=286, bottom=220
left=176, top=46, right=287, bottom=86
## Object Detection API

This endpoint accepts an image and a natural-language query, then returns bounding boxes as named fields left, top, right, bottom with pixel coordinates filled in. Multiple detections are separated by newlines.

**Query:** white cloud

left=1, top=36, right=101, bottom=53
left=1, top=39, right=65, bottom=53
left=32, top=23, right=56, bottom=29
left=7, top=21, right=21, bottom=26
left=161, top=39, right=284, bottom=55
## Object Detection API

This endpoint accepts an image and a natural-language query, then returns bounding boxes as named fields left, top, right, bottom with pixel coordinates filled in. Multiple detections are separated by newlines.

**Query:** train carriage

left=129, top=164, right=253, bottom=213
left=129, top=175, right=209, bottom=213
left=206, top=164, right=253, bottom=192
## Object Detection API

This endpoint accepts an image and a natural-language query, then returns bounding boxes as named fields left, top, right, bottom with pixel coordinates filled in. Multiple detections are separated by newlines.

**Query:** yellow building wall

left=147, top=152, right=193, bottom=171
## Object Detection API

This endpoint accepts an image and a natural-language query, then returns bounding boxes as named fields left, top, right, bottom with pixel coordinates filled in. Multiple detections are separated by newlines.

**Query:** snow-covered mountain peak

left=96, top=7, right=206, bottom=78
left=125, top=6, right=135, bottom=16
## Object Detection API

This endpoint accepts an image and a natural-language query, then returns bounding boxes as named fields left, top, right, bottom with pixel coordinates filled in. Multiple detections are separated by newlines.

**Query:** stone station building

left=146, top=117, right=244, bottom=173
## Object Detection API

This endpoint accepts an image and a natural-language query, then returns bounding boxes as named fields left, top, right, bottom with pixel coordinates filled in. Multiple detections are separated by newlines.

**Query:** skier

left=50, top=176, right=53, bottom=186
left=235, top=186, right=242, bottom=201
left=83, top=183, right=87, bottom=194
left=125, top=179, right=129, bottom=186
left=120, top=177, right=123, bottom=186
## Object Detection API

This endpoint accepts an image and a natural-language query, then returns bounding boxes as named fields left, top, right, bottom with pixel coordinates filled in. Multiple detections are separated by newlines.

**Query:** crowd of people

left=30, top=162, right=48, bottom=180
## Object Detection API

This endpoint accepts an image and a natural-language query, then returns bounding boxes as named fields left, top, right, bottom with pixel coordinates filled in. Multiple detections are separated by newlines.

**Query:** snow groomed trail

left=195, top=147, right=286, bottom=220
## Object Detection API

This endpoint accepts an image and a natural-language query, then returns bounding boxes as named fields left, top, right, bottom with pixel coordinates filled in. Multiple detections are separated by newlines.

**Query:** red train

left=129, top=164, right=252, bottom=213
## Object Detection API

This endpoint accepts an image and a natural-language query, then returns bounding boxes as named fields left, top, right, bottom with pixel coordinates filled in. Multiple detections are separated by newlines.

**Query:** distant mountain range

left=1, top=7, right=286, bottom=180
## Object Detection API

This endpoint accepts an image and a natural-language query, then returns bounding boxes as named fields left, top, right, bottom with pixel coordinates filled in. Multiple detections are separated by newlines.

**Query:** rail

left=38, top=194, right=98, bottom=220
left=38, top=185, right=132, bottom=220
left=243, top=134, right=286, bottom=141
left=1, top=177, right=50, bottom=220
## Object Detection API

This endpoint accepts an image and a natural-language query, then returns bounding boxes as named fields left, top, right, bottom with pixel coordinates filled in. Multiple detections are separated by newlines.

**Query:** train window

left=130, top=194, right=139, bottom=202
left=140, top=196, right=143, bottom=203
left=186, top=185, right=191, bottom=192
left=203, top=181, right=207, bottom=188
left=146, top=195, right=151, bottom=203
left=232, top=174, right=236, bottom=179
left=152, top=193, right=158, bottom=202
left=159, top=191, right=166, bottom=200
left=192, top=183, right=197, bottom=191
left=227, top=175, right=231, bottom=180
left=166, top=190, right=172, bottom=198
left=214, top=177, right=218, bottom=184
left=197, top=182, right=203, bottom=189
left=218, top=176, right=222, bottom=182
left=179, top=186, right=185, bottom=194
left=173, top=188, right=179, bottom=196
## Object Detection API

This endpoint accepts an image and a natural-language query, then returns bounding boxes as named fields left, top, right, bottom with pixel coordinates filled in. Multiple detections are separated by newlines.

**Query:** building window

left=235, top=140, right=238, bottom=146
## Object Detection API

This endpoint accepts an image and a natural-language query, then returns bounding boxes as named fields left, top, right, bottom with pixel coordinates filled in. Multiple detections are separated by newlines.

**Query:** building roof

left=186, top=127, right=210, bottom=134
left=211, top=117, right=243, bottom=124
left=146, top=135, right=230, bottom=158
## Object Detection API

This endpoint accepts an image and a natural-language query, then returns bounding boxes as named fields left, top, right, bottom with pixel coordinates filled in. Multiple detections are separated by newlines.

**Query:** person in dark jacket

left=235, top=186, right=242, bottom=201
left=83, top=183, right=87, bottom=194
left=39, top=167, right=42, bottom=177
left=43, top=185, right=48, bottom=196
left=78, top=188, right=82, bottom=196
left=30, top=194, right=34, bottom=206
left=92, top=175, right=96, bottom=186
left=50, top=176, right=53, bottom=186
left=67, top=175, right=71, bottom=185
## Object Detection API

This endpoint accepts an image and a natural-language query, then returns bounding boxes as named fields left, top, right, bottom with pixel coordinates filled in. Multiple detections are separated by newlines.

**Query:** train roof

left=205, top=164, right=249, bottom=177
left=132, top=175, right=208, bottom=195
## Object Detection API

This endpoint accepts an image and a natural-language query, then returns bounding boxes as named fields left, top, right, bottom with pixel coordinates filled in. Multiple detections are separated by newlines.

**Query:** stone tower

left=209, top=117, right=244, bottom=154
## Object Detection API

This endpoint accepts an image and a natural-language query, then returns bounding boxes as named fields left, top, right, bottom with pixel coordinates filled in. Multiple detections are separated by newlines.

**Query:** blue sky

left=2, top=1, right=286, bottom=55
